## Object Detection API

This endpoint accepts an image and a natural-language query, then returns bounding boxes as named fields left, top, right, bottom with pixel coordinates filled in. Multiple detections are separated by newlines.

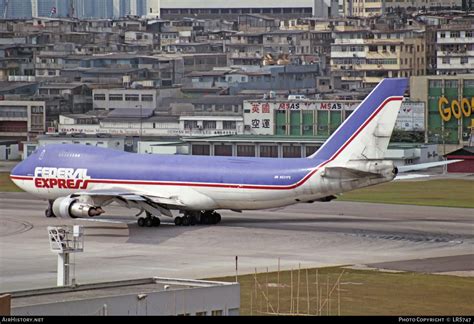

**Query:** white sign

left=396, top=102, right=425, bottom=131
left=243, top=100, right=360, bottom=135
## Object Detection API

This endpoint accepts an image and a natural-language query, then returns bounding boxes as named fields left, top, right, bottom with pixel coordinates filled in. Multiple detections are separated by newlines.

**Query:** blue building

left=0, top=0, right=148, bottom=18
left=73, top=0, right=110, bottom=18
left=37, top=0, right=69, bottom=17
left=0, top=0, right=32, bottom=18
left=73, top=0, right=147, bottom=18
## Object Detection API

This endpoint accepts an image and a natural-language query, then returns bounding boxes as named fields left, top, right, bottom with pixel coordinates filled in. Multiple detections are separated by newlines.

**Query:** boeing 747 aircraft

left=9, top=78, right=458, bottom=227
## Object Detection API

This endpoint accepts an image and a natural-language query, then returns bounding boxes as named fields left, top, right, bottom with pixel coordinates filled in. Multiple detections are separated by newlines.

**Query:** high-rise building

left=0, top=0, right=32, bottom=18
left=144, top=0, right=159, bottom=17
left=70, top=0, right=147, bottom=18
left=72, top=0, right=111, bottom=18
left=0, top=0, right=325, bottom=19
left=96, top=0, right=113, bottom=18
left=343, top=0, right=463, bottom=17
left=343, top=0, right=383, bottom=17
left=313, top=0, right=339, bottom=18
left=36, top=0, right=69, bottom=17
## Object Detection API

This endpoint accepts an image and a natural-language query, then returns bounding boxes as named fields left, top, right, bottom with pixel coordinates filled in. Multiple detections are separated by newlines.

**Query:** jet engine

left=52, top=196, right=104, bottom=219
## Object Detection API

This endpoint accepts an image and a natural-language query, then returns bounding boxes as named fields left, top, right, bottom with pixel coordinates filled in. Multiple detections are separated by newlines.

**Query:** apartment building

left=35, top=83, right=92, bottom=121
left=227, top=30, right=320, bottom=66
left=436, top=25, right=474, bottom=75
left=0, top=100, right=46, bottom=140
left=344, top=0, right=383, bottom=17
left=344, top=0, right=463, bottom=17
left=384, top=0, right=463, bottom=11
left=92, top=87, right=180, bottom=110
left=34, top=53, right=186, bottom=86
left=330, top=23, right=426, bottom=89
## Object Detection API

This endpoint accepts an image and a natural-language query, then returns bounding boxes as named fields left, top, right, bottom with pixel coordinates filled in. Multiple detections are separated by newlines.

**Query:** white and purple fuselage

left=10, top=79, right=407, bottom=212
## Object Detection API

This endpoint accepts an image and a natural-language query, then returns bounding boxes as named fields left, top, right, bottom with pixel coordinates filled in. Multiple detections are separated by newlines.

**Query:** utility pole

left=136, top=104, right=143, bottom=138
left=441, top=124, right=448, bottom=174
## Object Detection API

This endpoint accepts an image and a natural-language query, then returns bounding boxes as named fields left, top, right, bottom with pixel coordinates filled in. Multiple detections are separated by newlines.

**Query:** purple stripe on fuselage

left=12, top=144, right=320, bottom=186
left=310, top=78, right=407, bottom=160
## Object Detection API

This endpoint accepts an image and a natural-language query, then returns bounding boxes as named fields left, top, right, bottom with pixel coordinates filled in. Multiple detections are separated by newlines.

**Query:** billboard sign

left=438, top=96, right=473, bottom=122
left=244, top=100, right=359, bottom=135
left=395, top=101, right=425, bottom=131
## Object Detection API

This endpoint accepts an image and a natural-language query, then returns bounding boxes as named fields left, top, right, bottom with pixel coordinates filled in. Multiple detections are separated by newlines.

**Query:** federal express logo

left=34, top=167, right=90, bottom=189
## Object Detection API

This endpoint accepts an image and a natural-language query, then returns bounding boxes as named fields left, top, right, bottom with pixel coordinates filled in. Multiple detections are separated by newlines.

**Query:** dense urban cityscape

left=0, top=0, right=472, bottom=166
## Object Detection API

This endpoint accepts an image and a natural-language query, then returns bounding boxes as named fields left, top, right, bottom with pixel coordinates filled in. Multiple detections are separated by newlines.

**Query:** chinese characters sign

left=244, top=100, right=359, bottom=135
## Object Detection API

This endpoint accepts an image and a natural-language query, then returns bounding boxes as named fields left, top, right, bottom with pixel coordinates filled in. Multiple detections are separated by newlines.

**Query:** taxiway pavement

left=1, top=192, right=473, bottom=291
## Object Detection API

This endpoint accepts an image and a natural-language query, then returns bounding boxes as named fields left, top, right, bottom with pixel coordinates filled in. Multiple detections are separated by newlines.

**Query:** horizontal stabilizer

left=397, top=160, right=463, bottom=173
left=394, top=174, right=431, bottom=181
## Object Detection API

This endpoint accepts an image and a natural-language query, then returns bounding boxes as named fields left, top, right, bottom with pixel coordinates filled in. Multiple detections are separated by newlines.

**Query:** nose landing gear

left=45, top=200, right=56, bottom=218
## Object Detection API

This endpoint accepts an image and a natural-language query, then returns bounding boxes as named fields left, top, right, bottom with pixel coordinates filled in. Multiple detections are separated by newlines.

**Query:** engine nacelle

left=52, top=196, right=104, bottom=219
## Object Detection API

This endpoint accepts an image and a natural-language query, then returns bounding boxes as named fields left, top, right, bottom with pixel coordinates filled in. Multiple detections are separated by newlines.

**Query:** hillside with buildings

left=0, top=0, right=472, bottom=164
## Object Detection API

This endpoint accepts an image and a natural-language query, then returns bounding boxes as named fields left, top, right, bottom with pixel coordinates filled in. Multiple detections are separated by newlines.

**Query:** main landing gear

left=174, top=210, right=221, bottom=227
left=137, top=212, right=161, bottom=227
left=45, top=200, right=56, bottom=218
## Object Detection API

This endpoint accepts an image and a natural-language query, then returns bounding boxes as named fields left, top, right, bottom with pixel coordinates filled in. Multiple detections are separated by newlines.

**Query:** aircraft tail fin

left=309, top=78, right=408, bottom=163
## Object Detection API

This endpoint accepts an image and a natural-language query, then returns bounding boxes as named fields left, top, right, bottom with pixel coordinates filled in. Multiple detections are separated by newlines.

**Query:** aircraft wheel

left=45, top=209, right=53, bottom=217
left=152, top=217, right=161, bottom=227
left=189, top=216, right=196, bottom=226
left=45, top=200, right=56, bottom=218
left=214, top=213, right=221, bottom=224
left=174, top=217, right=183, bottom=226
left=145, top=218, right=154, bottom=227
left=182, top=216, right=190, bottom=226
left=137, top=217, right=145, bottom=227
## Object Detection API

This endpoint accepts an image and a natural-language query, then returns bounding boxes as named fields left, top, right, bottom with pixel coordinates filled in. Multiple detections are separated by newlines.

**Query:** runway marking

left=349, top=231, right=466, bottom=244
left=0, top=218, right=33, bottom=237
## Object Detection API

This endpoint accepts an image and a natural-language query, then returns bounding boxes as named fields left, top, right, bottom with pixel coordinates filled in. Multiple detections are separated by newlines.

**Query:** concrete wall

left=0, top=144, right=20, bottom=161
left=12, top=280, right=240, bottom=316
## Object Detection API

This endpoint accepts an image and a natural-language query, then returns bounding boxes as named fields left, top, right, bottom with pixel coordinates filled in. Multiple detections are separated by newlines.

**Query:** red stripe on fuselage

left=10, top=97, right=402, bottom=191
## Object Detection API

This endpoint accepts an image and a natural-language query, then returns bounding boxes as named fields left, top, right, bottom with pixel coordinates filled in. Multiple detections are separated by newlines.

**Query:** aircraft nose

left=10, top=159, right=33, bottom=192
left=11, top=159, right=27, bottom=177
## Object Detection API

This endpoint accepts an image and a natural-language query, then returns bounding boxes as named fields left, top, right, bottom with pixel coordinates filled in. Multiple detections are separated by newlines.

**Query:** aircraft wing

left=70, top=189, right=186, bottom=217
left=72, top=189, right=186, bottom=206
